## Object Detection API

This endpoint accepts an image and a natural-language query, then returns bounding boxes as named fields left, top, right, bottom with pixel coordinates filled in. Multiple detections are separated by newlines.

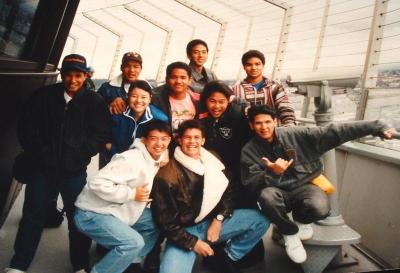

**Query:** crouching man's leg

left=74, top=209, right=147, bottom=273
left=257, top=186, right=307, bottom=263
left=130, top=208, right=160, bottom=263
left=257, top=187, right=298, bottom=235
left=290, top=184, right=330, bottom=241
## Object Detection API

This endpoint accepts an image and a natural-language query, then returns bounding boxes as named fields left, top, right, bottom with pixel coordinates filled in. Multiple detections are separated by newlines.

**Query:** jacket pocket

left=293, top=160, right=322, bottom=174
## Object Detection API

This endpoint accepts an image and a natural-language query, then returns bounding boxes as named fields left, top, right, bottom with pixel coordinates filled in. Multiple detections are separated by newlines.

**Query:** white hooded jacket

left=75, top=139, right=165, bottom=225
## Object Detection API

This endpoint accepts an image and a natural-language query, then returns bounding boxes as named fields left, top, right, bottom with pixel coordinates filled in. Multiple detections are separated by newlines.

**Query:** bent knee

left=303, top=197, right=330, bottom=219
left=258, top=187, right=283, bottom=206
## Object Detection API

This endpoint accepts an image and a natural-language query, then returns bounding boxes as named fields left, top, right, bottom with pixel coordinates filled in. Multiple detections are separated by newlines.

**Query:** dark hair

left=177, top=119, right=205, bottom=139
left=186, top=39, right=209, bottom=56
left=247, top=105, right=277, bottom=122
left=166, top=62, right=191, bottom=79
left=200, top=80, right=232, bottom=110
left=128, top=80, right=152, bottom=95
left=142, top=120, right=172, bottom=138
left=241, top=50, right=265, bottom=66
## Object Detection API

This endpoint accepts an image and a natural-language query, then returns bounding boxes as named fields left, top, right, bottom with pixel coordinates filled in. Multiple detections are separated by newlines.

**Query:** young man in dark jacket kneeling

left=151, top=120, right=269, bottom=273
left=241, top=105, right=396, bottom=264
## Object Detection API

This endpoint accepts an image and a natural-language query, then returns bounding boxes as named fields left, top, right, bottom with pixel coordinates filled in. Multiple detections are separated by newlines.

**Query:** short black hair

left=177, top=119, right=205, bottom=139
left=128, top=80, right=152, bottom=95
left=241, top=50, right=265, bottom=66
left=186, top=39, right=209, bottom=56
left=166, top=62, right=191, bottom=79
left=247, top=105, right=277, bottom=122
left=142, top=120, right=172, bottom=138
left=200, top=80, right=232, bottom=110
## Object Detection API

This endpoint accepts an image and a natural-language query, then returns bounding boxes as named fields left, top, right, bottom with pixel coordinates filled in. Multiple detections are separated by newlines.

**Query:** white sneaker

left=283, top=233, right=307, bottom=263
left=4, top=268, right=25, bottom=273
left=296, top=222, right=314, bottom=240
left=75, top=270, right=87, bottom=273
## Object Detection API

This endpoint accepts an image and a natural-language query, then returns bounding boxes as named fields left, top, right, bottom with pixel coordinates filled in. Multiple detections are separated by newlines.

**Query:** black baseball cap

left=61, top=54, right=88, bottom=73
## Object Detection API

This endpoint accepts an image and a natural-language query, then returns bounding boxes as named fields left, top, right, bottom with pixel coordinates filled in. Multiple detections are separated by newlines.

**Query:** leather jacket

left=151, top=158, right=234, bottom=250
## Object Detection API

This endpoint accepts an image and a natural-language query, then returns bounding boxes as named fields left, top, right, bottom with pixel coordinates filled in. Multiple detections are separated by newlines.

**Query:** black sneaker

left=123, top=263, right=144, bottom=273
left=214, top=247, right=242, bottom=273
left=143, top=244, right=161, bottom=273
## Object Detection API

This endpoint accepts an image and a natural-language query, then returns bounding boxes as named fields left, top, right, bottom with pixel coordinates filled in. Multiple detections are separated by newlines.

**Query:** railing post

left=356, top=0, right=388, bottom=120
left=314, top=81, right=343, bottom=224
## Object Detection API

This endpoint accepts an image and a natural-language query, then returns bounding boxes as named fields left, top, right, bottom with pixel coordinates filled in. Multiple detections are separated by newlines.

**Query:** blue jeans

left=74, top=207, right=159, bottom=273
left=160, top=209, right=269, bottom=273
left=10, top=172, right=91, bottom=271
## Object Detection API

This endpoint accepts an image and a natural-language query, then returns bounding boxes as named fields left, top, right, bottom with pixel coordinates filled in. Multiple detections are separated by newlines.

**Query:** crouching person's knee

left=258, top=187, right=284, bottom=209
left=301, top=195, right=330, bottom=222
left=119, top=236, right=145, bottom=259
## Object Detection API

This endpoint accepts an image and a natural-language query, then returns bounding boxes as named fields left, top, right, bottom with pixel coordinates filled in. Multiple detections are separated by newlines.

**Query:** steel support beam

left=124, top=4, right=172, bottom=82
left=102, top=9, right=145, bottom=53
left=213, top=0, right=255, bottom=81
left=73, top=23, right=99, bottom=66
left=83, top=12, right=124, bottom=80
left=271, top=5, right=292, bottom=80
left=68, top=33, right=79, bottom=54
left=144, top=0, right=196, bottom=46
left=313, top=0, right=331, bottom=71
left=356, top=0, right=388, bottom=120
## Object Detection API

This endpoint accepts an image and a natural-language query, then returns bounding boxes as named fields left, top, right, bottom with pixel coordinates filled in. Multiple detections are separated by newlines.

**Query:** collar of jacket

left=241, top=76, right=272, bottom=88
left=132, top=138, right=166, bottom=166
left=123, top=106, right=153, bottom=124
left=61, top=84, right=88, bottom=105
left=163, top=85, right=200, bottom=102
left=189, top=63, right=211, bottom=81
left=109, top=74, right=125, bottom=88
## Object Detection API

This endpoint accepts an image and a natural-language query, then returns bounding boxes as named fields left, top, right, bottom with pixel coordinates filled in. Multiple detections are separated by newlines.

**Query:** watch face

left=217, top=214, right=224, bottom=221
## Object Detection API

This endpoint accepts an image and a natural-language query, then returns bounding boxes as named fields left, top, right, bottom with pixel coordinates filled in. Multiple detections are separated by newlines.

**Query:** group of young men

left=5, top=39, right=396, bottom=273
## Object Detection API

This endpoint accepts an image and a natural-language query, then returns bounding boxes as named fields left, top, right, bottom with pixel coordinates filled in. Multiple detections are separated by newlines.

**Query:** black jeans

left=257, top=184, right=330, bottom=235
left=10, top=172, right=91, bottom=271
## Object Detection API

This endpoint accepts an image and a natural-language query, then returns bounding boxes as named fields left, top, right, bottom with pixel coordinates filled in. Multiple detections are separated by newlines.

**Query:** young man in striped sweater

left=232, top=50, right=296, bottom=126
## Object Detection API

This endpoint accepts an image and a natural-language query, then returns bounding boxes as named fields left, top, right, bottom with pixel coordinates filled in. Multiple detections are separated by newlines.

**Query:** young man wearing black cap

left=98, top=52, right=143, bottom=115
left=5, top=54, right=111, bottom=273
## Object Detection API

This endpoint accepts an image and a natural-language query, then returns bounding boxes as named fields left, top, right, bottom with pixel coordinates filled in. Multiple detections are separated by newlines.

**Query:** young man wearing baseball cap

left=98, top=52, right=143, bottom=115
left=5, top=54, right=111, bottom=273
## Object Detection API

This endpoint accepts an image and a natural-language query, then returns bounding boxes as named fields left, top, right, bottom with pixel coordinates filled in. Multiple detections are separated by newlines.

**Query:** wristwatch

left=216, top=214, right=224, bottom=222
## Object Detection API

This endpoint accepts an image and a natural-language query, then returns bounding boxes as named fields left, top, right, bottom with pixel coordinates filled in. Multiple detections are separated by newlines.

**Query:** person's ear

left=249, top=122, right=254, bottom=130
left=201, top=137, right=205, bottom=146
left=178, top=137, right=182, bottom=147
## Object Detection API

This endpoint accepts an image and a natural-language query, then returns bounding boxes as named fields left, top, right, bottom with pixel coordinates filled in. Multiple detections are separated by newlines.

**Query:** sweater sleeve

left=88, top=153, right=139, bottom=203
left=272, top=83, right=296, bottom=126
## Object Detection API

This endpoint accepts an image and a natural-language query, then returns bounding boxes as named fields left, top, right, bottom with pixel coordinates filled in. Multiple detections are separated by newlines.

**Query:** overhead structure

left=124, top=4, right=172, bottom=82
left=82, top=12, right=124, bottom=79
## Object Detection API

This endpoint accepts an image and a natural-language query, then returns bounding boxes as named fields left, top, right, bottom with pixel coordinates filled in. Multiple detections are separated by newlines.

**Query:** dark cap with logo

left=121, top=52, right=142, bottom=67
left=61, top=54, right=88, bottom=73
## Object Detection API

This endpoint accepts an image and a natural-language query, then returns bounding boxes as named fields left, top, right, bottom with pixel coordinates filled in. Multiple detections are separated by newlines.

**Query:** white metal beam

left=124, top=4, right=173, bottom=82
left=102, top=9, right=146, bottom=53
left=174, top=0, right=227, bottom=72
left=356, top=0, right=389, bottom=120
left=82, top=12, right=124, bottom=79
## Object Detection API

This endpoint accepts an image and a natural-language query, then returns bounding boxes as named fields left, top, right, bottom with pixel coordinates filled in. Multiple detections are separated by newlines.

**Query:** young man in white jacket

left=74, top=120, right=171, bottom=273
